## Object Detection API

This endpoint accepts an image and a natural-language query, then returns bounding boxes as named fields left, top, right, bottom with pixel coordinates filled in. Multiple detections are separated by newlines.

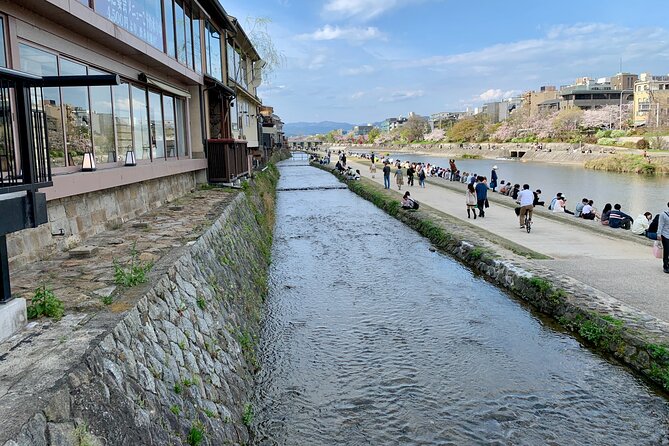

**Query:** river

left=380, top=152, right=669, bottom=217
left=252, top=154, right=669, bottom=445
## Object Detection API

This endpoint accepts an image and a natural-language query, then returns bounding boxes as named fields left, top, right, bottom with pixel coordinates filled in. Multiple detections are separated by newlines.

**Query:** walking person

left=394, top=165, right=404, bottom=191
left=475, top=176, right=488, bottom=218
left=370, top=160, right=377, bottom=178
left=466, top=183, right=477, bottom=219
left=383, top=162, right=391, bottom=189
left=517, top=184, right=534, bottom=229
left=418, top=167, right=426, bottom=188
left=490, top=166, right=498, bottom=192
left=407, top=164, right=415, bottom=186
left=657, top=202, right=669, bottom=273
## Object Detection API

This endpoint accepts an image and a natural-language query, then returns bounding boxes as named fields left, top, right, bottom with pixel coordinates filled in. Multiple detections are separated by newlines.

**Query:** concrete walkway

left=345, top=158, right=668, bottom=322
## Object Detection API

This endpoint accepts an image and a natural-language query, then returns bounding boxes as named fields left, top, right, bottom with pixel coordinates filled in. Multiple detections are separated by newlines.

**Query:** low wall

left=3, top=167, right=279, bottom=446
left=7, top=172, right=197, bottom=269
left=315, top=162, right=669, bottom=394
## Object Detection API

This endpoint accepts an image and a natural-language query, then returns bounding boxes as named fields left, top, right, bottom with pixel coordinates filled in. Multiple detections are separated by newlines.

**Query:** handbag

left=653, top=241, right=663, bottom=259
left=484, top=199, right=490, bottom=208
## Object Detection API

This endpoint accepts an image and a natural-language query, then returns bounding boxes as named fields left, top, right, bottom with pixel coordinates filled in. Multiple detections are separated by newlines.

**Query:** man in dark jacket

left=475, top=176, right=488, bottom=217
left=608, top=203, right=634, bottom=229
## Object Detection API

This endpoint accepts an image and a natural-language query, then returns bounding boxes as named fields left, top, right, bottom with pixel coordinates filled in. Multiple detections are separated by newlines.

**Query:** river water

left=252, top=154, right=669, bottom=445
left=383, top=153, right=669, bottom=217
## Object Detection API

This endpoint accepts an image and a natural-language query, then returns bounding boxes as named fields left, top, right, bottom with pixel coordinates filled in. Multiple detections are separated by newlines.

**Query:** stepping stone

left=68, top=246, right=98, bottom=259
left=132, top=222, right=149, bottom=229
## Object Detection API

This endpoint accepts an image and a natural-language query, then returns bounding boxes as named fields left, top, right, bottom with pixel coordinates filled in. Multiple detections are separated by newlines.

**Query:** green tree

left=367, top=127, right=380, bottom=143
left=447, top=115, right=488, bottom=142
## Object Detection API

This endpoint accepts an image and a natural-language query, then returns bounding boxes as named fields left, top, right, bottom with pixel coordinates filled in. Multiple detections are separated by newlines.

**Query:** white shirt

left=582, top=204, right=593, bottom=215
left=517, top=189, right=534, bottom=206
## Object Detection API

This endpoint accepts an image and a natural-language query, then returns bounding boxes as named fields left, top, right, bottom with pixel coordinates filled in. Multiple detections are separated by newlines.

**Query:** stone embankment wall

left=4, top=168, right=279, bottom=446
left=8, top=173, right=196, bottom=269
left=346, top=142, right=627, bottom=165
left=315, top=162, right=669, bottom=394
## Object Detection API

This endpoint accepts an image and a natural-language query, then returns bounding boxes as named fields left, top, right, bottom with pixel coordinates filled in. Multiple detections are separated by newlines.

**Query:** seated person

left=647, top=213, right=660, bottom=239
left=581, top=200, right=596, bottom=220
left=608, top=204, right=634, bottom=229
left=335, top=160, right=345, bottom=172
left=552, top=197, right=575, bottom=215
left=401, top=191, right=419, bottom=210
left=574, top=198, right=589, bottom=217
left=631, top=212, right=653, bottom=236
left=533, top=189, right=545, bottom=206
left=600, top=203, right=612, bottom=225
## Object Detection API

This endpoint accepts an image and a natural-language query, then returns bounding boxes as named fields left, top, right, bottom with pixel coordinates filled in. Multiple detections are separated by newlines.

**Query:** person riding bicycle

left=517, top=184, right=534, bottom=229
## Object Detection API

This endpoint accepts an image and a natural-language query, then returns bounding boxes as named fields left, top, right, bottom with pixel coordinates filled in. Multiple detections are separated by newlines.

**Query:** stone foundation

left=2, top=166, right=279, bottom=446
left=7, top=173, right=197, bottom=269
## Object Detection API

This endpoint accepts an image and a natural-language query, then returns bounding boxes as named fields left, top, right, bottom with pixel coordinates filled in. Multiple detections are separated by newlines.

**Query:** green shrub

left=595, top=129, right=612, bottom=139
left=597, top=137, right=617, bottom=146
left=27, top=285, right=64, bottom=320
left=610, top=129, right=627, bottom=138
left=242, top=403, right=254, bottom=426
left=187, top=422, right=205, bottom=446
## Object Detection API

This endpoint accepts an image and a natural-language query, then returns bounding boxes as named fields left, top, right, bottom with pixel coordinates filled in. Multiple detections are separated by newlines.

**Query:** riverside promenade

left=343, top=157, right=667, bottom=323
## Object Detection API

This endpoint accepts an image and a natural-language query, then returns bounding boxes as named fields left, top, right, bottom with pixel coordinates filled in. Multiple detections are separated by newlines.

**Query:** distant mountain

left=284, top=121, right=354, bottom=137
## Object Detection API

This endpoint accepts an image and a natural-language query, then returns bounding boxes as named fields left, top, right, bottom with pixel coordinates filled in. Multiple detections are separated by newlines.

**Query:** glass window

left=19, top=44, right=66, bottom=167
left=175, top=1, right=186, bottom=64
left=163, top=96, right=176, bottom=157
left=0, top=18, right=6, bottom=67
left=175, top=98, right=187, bottom=157
left=60, top=59, right=91, bottom=167
left=148, top=91, right=165, bottom=159
left=164, top=0, right=175, bottom=57
left=96, top=0, right=162, bottom=50
left=206, top=22, right=222, bottom=81
left=131, top=85, right=150, bottom=160
left=89, top=68, right=116, bottom=164
left=184, top=8, right=193, bottom=69
left=113, top=83, right=133, bottom=158
left=192, top=15, right=202, bottom=73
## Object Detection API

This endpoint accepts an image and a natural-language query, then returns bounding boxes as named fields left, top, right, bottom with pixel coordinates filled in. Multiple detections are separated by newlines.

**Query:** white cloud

left=351, top=91, right=365, bottom=99
left=297, top=25, right=384, bottom=42
left=340, top=65, right=376, bottom=76
left=323, top=0, right=403, bottom=21
left=478, top=89, right=520, bottom=102
left=379, top=90, right=424, bottom=102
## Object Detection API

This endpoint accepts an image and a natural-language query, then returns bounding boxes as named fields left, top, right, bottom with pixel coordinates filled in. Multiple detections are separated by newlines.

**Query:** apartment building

left=633, top=72, right=669, bottom=127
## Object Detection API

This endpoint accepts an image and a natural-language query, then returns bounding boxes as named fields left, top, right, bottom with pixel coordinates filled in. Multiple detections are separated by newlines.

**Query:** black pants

left=477, top=200, right=485, bottom=217
left=663, top=236, right=669, bottom=271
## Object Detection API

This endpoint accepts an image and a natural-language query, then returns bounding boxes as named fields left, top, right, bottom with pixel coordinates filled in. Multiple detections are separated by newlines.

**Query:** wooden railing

left=206, top=138, right=250, bottom=183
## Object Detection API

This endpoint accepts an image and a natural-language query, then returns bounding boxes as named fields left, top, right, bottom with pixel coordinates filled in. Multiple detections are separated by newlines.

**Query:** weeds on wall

left=27, top=285, right=64, bottom=320
left=113, top=242, right=153, bottom=287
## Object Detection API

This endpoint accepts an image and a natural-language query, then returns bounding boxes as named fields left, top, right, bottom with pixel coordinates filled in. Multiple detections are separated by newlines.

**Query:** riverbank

left=327, top=142, right=669, bottom=172
left=312, top=159, right=669, bottom=394
left=0, top=162, right=283, bottom=445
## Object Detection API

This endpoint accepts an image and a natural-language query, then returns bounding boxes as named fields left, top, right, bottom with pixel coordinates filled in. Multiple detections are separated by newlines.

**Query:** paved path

left=345, top=159, right=668, bottom=321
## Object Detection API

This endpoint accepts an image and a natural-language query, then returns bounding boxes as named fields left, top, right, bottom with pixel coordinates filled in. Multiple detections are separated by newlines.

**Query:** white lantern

left=124, top=150, right=137, bottom=166
left=81, top=152, right=96, bottom=172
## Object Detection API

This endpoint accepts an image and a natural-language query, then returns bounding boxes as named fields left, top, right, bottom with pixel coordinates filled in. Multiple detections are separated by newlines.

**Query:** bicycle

left=524, top=211, right=532, bottom=233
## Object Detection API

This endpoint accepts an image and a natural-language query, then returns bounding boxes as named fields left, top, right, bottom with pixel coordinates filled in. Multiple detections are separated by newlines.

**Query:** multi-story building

left=429, top=111, right=466, bottom=130
left=353, top=125, right=373, bottom=136
left=522, top=86, right=558, bottom=117
left=633, top=72, right=669, bottom=127
left=558, top=77, right=633, bottom=110
left=611, top=72, right=638, bottom=91
left=260, top=105, right=285, bottom=159
left=482, top=97, right=522, bottom=123
left=2, top=0, right=265, bottom=268
left=380, top=117, right=407, bottom=132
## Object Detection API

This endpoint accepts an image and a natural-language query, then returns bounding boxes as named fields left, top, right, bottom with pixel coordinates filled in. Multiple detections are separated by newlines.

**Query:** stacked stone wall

left=4, top=167, right=279, bottom=446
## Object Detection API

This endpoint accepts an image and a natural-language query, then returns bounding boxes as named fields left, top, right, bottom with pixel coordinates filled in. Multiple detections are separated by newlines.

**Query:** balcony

left=206, top=139, right=250, bottom=183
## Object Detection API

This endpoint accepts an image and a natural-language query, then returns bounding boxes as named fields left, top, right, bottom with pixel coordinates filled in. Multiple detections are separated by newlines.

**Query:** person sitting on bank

left=552, top=196, right=575, bottom=215
left=608, top=204, right=634, bottom=229
left=548, top=192, right=563, bottom=210
left=600, top=203, right=612, bottom=225
left=632, top=212, right=653, bottom=236
left=647, top=213, right=660, bottom=239
left=575, top=198, right=589, bottom=218
left=401, top=191, right=419, bottom=210
left=533, top=189, right=545, bottom=206
left=581, top=200, right=597, bottom=220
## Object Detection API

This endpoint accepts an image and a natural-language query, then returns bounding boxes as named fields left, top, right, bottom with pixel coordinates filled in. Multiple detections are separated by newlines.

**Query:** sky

left=222, top=0, right=669, bottom=124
